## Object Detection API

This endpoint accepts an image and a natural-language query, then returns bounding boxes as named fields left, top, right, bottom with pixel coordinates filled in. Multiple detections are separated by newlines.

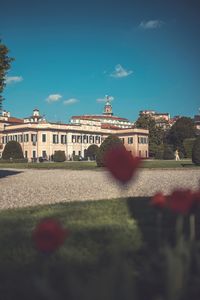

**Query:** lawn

left=1, top=198, right=200, bottom=300
left=0, top=159, right=198, bottom=170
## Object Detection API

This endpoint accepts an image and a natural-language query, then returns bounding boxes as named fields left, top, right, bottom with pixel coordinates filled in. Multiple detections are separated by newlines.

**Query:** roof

left=194, top=115, right=200, bottom=122
left=7, top=117, right=24, bottom=124
left=71, top=115, right=129, bottom=121
left=101, top=124, right=125, bottom=130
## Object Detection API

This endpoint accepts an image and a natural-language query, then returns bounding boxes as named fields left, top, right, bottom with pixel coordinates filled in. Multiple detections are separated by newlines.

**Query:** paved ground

left=0, top=168, right=200, bottom=210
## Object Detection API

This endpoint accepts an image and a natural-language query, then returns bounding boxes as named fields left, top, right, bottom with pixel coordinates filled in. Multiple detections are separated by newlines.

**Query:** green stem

left=189, top=214, right=195, bottom=242
left=175, top=215, right=184, bottom=243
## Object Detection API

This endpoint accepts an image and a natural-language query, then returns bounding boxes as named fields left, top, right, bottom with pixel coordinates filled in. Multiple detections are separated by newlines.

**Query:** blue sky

left=0, top=0, right=200, bottom=123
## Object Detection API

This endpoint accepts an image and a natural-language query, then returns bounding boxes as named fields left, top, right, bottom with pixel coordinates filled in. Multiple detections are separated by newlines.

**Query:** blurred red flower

left=151, top=192, right=166, bottom=208
left=33, top=219, right=69, bottom=253
left=167, top=189, right=194, bottom=214
left=104, top=145, right=142, bottom=184
left=191, top=190, right=200, bottom=208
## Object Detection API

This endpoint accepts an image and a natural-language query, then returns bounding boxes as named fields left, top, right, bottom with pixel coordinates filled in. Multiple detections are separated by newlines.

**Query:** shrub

left=192, top=136, right=200, bottom=165
left=0, top=158, right=28, bottom=163
left=2, top=141, right=24, bottom=160
left=85, top=144, right=99, bottom=160
left=73, top=155, right=80, bottom=161
left=155, top=150, right=164, bottom=159
left=183, top=138, right=195, bottom=158
left=163, top=144, right=175, bottom=160
left=154, top=144, right=164, bottom=159
left=53, top=151, right=66, bottom=162
left=39, top=157, right=44, bottom=163
left=96, top=135, right=123, bottom=167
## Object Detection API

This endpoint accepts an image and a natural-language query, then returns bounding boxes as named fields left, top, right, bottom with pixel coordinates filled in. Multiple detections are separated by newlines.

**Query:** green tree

left=135, top=115, right=164, bottom=157
left=2, top=141, right=24, bottom=159
left=53, top=150, right=66, bottom=162
left=192, top=136, right=200, bottom=165
left=0, top=39, right=14, bottom=114
left=86, top=144, right=99, bottom=160
left=167, top=117, right=196, bottom=156
left=96, top=135, right=123, bottom=167
left=163, top=144, right=175, bottom=160
left=183, top=138, right=195, bottom=158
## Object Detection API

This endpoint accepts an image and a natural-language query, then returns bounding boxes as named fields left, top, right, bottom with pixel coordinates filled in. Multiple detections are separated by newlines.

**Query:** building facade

left=0, top=107, right=149, bottom=161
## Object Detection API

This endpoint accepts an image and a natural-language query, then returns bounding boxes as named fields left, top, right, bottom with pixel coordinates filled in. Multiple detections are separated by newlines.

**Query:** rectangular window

left=89, top=135, right=94, bottom=144
left=78, top=151, right=81, bottom=156
left=33, top=150, right=36, bottom=158
left=31, top=134, right=37, bottom=142
left=128, top=137, right=133, bottom=144
left=18, top=135, right=23, bottom=143
left=72, top=135, right=76, bottom=143
left=53, top=134, right=59, bottom=144
left=42, top=134, right=46, bottom=142
left=73, top=150, right=75, bottom=156
left=61, top=135, right=67, bottom=144
left=77, top=135, right=82, bottom=143
left=24, top=134, right=29, bottom=142
left=42, top=150, right=47, bottom=158
left=25, top=151, right=28, bottom=158
left=95, top=136, right=100, bottom=144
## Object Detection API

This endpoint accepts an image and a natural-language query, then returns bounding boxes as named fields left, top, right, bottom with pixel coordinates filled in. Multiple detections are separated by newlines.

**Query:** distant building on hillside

left=194, top=108, right=200, bottom=134
left=139, top=110, right=171, bottom=130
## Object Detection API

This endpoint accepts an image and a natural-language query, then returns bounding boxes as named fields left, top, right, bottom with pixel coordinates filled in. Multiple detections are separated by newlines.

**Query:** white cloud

left=96, top=95, right=114, bottom=103
left=139, top=20, right=164, bottom=30
left=110, top=64, right=133, bottom=78
left=5, top=76, right=23, bottom=84
left=46, top=94, right=62, bottom=103
left=63, top=98, right=79, bottom=105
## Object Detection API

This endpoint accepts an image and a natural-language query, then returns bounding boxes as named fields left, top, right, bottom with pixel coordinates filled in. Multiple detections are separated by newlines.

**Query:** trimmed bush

left=73, top=155, right=80, bottom=161
left=53, top=151, right=66, bottom=162
left=85, top=144, right=99, bottom=160
left=192, top=136, right=200, bottom=165
left=183, top=138, right=195, bottom=158
left=163, top=144, right=175, bottom=160
left=2, top=141, right=24, bottom=160
left=96, top=135, right=123, bottom=167
left=0, top=158, right=28, bottom=163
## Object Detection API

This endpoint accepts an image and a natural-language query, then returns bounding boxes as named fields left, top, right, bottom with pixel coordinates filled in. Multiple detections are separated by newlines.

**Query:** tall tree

left=135, top=115, right=164, bottom=156
left=0, top=39, right=14, bottom=114
left=167, top=117, right=196, bottom=155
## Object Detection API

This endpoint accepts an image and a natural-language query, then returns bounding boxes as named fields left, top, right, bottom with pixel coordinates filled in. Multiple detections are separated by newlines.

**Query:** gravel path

left=0, top=168, right=200, bottom=210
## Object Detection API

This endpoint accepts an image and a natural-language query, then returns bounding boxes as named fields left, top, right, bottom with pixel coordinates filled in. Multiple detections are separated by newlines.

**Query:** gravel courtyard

left=0, top=168, right=200, bottom=210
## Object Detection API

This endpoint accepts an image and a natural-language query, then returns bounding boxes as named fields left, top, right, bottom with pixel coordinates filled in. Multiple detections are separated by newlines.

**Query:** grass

left=1, top=198, right=200, bottom=300
left=0, top=159, right=199, bottom=170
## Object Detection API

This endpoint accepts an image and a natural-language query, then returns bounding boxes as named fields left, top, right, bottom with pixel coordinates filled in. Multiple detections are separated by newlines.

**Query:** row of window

left=71, top=135, right=101, bottom=144
left=1, top=134, right=67, bottom=144
left=1, top=134, right=148, bottom=145
left=138, top=137, right=148, bottom=144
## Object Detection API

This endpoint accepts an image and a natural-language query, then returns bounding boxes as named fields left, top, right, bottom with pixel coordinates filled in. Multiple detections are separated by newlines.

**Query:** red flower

left=104, top=145, right=142, bottom=184
left=191, top=190, right=200, bottom=208
left=151, top=192, right=166, bottom=208
left=33, top=219, right=69, bottom=253
left=166, top=189, right=194, bottom=214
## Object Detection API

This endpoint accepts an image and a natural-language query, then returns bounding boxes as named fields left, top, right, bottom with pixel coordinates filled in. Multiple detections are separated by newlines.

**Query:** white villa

left=0, top=101, right=149, bottom=161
